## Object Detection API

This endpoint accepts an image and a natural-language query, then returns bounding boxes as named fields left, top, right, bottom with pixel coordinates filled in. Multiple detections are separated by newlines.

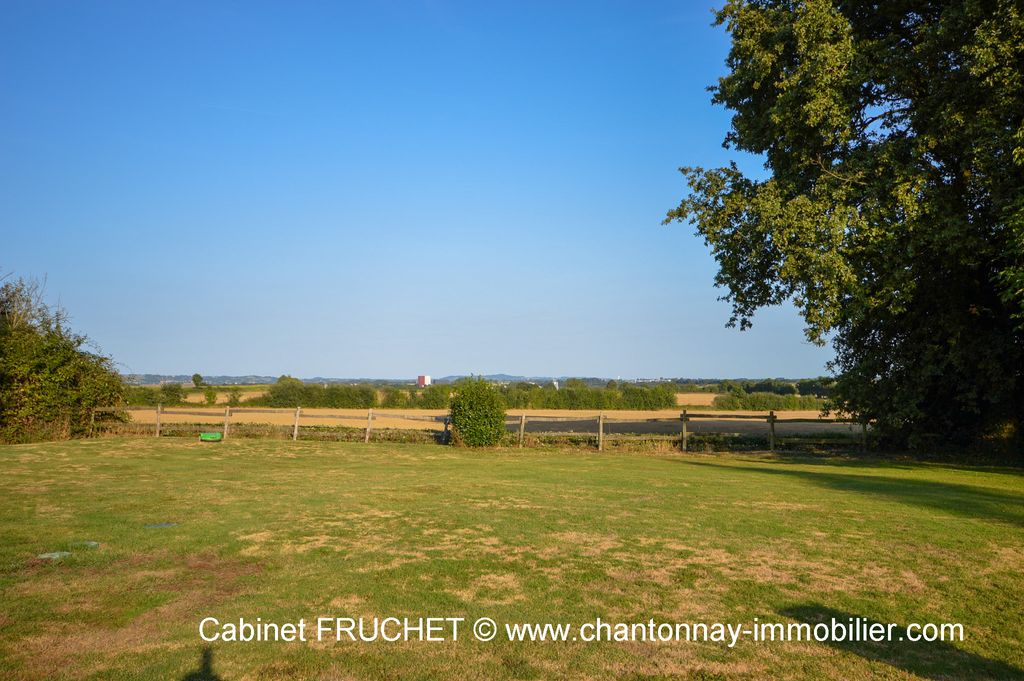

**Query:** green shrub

left=159, top=383, right=185, bottom=405
left=204, top=386, right=218, bottom=405
left=381, top=388, right=409, bottom=408
left=712, top=391, right=822, bottom=411
left=126, top=386, right=161, bottom=406
left=415, top=384, right=452, bottom=409
left=0, top=276, right=124, bottom=442
left=449, top=378, right=506, bottom=447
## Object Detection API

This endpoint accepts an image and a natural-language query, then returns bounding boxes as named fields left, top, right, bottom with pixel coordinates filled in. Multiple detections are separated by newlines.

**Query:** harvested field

left=129, top=407, right=450, bottom=431
left=183, top=390, right=268, bottom=404
left=675, top=392, right=717, bottom=406
left=124, top=407, right=839, bottom=435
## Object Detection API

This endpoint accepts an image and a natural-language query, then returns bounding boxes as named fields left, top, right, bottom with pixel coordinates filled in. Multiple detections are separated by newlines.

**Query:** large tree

left=666, top=0, right=1024, bottom=448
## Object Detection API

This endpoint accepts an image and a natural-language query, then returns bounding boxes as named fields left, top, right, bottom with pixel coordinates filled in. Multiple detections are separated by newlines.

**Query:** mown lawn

left=0, top=438, right=1022, bottom=680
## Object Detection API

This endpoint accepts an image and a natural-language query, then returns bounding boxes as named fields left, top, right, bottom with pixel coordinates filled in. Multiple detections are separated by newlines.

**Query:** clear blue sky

left=2, top=1, right=832, bottom=380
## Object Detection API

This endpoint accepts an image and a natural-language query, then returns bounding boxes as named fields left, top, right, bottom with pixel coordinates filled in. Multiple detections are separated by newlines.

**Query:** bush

left=204, top=386, right=218, bottom=405
left=0, top=276, right=124, bottom=442
left=159, top=383, right=185, bottom=405
left=381, top=388, right=409, bottom=408
left=797, top=377, right=834, bottom=398
left=712, top=391, right=822, bottom=411
left=449, top=378, right=506, bottom=447
left=414, top=384, right=452, bottom=409
left=126, top=385, right=187, bottom=406
left=126, top=386, right=161, bottom=406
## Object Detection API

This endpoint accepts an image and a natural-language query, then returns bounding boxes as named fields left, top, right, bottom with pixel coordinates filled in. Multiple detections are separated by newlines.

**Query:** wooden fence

left=91, top=406, right=867, bottom=451
left=91, top=406, right=450, bottom=442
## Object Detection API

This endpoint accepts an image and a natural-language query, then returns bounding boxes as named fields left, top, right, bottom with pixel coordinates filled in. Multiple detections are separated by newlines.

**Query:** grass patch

left=1, top=438, right=1022, bottom=679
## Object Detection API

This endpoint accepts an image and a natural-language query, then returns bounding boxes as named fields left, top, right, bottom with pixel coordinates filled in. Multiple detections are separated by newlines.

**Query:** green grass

left=1, top=438, right=1022, bottom=680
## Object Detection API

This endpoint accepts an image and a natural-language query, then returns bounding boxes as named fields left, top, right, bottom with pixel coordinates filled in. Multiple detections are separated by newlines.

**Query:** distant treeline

left=252, top=377, right=377, bottom=408
left=497, top=380, right=677, bottom=410
left=708, top=377, right=832, bottom=411
left=126, top=384, right=187, bottom=406
left=126, top=377, right=679, bottom=410
left=716, top=378, right=833, bottom=397
left=712, top=392, right=823, bottom=411
left=124, top=376, right=830, bottom=411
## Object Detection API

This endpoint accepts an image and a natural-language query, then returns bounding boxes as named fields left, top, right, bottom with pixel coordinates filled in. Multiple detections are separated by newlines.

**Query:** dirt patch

left=237, top=530, right=274, bottom=556
left=329, top=594, right=364, bottom=610
left=238, top=530, right=273, bottom=543
left=548, top=531, right=621, bottom=558
left=421, top=527, right=506, bottom=557
left=449, top=573, right=525, bottom=606
left=281, top=535, right=335, bottom=554
left=982, top=544, right=1024, bottom=574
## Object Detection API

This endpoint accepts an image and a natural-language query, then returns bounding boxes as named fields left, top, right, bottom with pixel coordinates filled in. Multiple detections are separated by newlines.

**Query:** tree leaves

left=666, top=1, right=1024, bottom=448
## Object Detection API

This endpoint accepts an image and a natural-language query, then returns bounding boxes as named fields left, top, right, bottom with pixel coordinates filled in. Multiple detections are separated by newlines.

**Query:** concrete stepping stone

left=37, top=551, right=72, bottom=561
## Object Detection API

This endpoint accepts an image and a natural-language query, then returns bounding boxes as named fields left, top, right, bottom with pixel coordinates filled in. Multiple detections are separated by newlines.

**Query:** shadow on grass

left=743, top=452, right=1024, bottom=477
left=673, top=460, right=1024, bottom=526
left=778, top=604, right=1022, bottom=680
left=182, top=647, right=223, bottom=681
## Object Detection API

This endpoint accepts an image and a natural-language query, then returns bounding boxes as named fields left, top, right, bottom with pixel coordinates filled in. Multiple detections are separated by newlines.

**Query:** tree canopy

left=666, top=0, right=1024, bottom=448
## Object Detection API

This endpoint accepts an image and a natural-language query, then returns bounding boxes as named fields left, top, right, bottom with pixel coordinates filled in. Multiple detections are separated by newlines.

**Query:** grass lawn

left=1, top=438, right=1022, bottom=680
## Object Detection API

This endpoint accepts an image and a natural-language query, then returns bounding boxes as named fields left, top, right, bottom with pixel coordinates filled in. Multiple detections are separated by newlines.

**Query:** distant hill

left=122, top=374, right=415, bottom=386
left=123, top=374, right=277, bottom=386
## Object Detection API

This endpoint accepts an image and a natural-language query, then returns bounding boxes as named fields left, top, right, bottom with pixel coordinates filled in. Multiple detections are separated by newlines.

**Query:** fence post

left=89, top=409, right=96, bottom=438
left=518, top=414, right=526, bottom=448
left=292, top=407, right=301, bottom=441
left=597, top=413, right=604, bottom=451
left=223, top=407, right=230, bottom=440
left=681, top=410, right=688, bottom=452
left=155, top=404, right=162, bottom=438
left=768, top=410, right=776, bottom=452
left=365, top=408, right=373, bottom=443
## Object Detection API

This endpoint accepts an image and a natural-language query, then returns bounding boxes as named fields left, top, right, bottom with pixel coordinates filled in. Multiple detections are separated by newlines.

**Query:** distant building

left=417, top=375, right=432, bottom=387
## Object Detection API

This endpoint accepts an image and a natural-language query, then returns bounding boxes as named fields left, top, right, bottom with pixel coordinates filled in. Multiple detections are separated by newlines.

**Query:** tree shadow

left=181, top=647, right=223, bottom=681
left=739, top=452, right=1024, bottom=477
left=777, top=604, right=1022, bottom=680
left=672, top=459, right=1024, bottom=526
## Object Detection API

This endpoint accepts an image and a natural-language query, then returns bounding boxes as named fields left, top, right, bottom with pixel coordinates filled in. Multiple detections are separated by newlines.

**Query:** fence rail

left=90, top=405, right=868, bottom=452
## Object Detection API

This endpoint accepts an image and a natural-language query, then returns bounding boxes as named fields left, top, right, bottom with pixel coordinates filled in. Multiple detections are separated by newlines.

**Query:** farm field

left=175, top=390, right=719, bottom=408
left=1, top=438, right=1021, bottom=679
left=675, top=392, right=717, bottom=406
left=182, top=389, right=268, bottom=405
left=125, top=406, right=831, bottom=432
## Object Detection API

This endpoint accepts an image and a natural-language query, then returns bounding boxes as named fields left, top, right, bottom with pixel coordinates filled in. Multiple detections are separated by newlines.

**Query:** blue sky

left=1, top=1, right=833, bottom=379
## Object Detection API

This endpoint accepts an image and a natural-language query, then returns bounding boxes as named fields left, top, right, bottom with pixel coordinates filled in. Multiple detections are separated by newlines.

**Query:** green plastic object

left=199, top=432, right=223, bottom=442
